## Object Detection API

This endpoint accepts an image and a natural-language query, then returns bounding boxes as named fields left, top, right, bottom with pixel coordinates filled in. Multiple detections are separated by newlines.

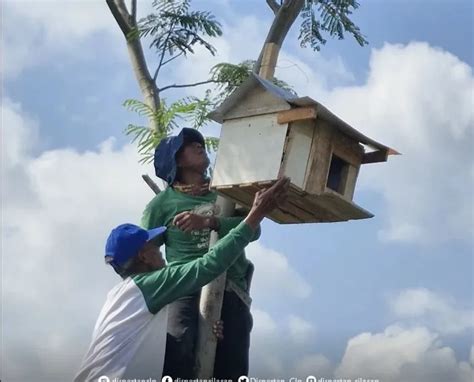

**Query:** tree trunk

left=254, top=0, right=305, bottom=77
left=106, top=0, right=160, bottom=131
left=126, top=39, right=161, bottom=131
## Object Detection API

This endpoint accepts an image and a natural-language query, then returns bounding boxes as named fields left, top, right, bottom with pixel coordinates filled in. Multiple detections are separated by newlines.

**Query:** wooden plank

left=342, top=164, right=359, bottom=201
left=245, top=184, right=310, bottom=224
left=362, top=149, right=389, bottom=164
left=280, top=120, right=313, bottom=189
left=215, top=180, right=373, bottom=224
left=277, top=107, right=317, bottom=124
left=285, top=192, right=322, bottom=223
left=302, top=194, right=343, bottom=222
left=304, top=121, right=332, bottom=195
left=225, top=86, right=290, bottom=120
left=320, top=190, right=373, bottom=220
left=331, top=129, right=364, bottom=167
left=280, top=200, right=316, bottom=222
left=211, top=114, right=288, bottom=187
left=225, top=187, right=254, bottom=206
left=278, top=127, right=291, bottom=178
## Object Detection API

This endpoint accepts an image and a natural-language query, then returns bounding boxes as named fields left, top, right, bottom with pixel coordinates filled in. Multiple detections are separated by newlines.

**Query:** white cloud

left=288, top=314, right=316, bottom=345
left=246, top=241, right=312, bottom=301
left=249, top=309, right=322, bottom=378
left=249, top=309, right=285, bottom=377
left=390, top=288, right=473, bottom=335
left=324, top=42, right=474, bottom=245
left=335, top=325, right=473, bottom=382
left=294, top=354, right=334, bottom=378
left=252, top=308, right=279, bottom=337
left=2, top=0, right=132, bottom=78
left=2, top=97, right=157, bottom=381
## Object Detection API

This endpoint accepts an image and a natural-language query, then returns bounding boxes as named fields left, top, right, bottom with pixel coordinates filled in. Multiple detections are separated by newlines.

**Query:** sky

left=1, top=0, right=473, bottom=381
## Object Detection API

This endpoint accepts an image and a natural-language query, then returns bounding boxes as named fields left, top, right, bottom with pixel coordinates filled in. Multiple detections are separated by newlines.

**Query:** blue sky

left=2, top=1, right=473, bottom=381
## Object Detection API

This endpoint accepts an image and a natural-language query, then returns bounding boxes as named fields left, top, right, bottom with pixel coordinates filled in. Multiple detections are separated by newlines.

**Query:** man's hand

left=173, top=212, right=217, bottom=233
left=245, top=177, right=290, bottom=230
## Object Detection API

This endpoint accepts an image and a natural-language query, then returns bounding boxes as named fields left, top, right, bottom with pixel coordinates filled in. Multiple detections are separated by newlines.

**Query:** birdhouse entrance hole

left=327, top=154, right=349, bottom=194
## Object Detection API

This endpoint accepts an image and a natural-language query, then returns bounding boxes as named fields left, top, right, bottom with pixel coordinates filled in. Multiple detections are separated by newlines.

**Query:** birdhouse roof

left=210, top=73, right=394, bottom=153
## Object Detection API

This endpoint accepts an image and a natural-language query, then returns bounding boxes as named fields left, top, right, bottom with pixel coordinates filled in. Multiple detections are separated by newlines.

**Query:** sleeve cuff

left=235, top=220, right=255, bottom=241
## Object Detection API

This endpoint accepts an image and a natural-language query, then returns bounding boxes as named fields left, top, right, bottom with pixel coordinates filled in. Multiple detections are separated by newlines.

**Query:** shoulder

left=145, top=187, right=173, bottom=208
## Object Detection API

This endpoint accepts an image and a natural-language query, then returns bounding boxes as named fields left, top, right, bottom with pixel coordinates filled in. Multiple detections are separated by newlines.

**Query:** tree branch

left=131, top=0, right=137, bottom=23
left=106, top=0, right=132, bottom=36
left=107, top=0, right=161, bottom=131
left=159, top=80, right=218, bottom=92
left=266, top=0, right=281, bottom=14
left=154, top=52, right=185, bottom=80
left=153, top=21, right=178, bottom=82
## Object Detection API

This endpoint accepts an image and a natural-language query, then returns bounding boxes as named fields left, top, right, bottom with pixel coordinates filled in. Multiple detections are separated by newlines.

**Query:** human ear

left=137, top=247, right=151, bottom=264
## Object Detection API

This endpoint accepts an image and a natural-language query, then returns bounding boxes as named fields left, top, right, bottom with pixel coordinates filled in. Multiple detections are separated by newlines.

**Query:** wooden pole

left=195, top=196, right=235, bottom=377
left=142, top=174, right=161, bottom=194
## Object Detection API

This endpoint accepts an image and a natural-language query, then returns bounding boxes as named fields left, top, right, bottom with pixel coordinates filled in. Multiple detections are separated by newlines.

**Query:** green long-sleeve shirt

left=141, top=186, right=260, bottom=290
left=74, top=221, right=254, bottom=382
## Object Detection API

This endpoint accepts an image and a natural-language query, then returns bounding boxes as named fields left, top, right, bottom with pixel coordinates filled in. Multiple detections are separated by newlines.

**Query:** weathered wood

left=303, top=194, right=342, bottom=222
left=195, top=196, right=234, bottom=378
left=362, top=149, right=389, bottom=164
left=213, top=178, right=375, bottom=223
left=304, top=121, right=332, bottom=195
left=280, top=120, right=313, bottom=188
left=341, top=164, right=359, bottom=200
left=331, top=129, right=364, bottom=167
left=319, top=190, right=373, bottom=220
left=211, top=114, right=288, bottom=187
left=277, top=106, right=317, bottom=124
left=224, top=86, right=290, bottom=121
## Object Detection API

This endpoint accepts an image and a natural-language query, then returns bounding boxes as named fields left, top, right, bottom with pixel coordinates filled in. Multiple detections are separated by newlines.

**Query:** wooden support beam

left=362, top=148, right=401, bottom=164
left=362, top=149, right=389, bottom=164
left=277, top=106, right=317, bottom=124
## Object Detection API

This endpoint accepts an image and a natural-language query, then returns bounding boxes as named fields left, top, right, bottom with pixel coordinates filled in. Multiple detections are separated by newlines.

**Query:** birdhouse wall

left=279, top=119, right=314, bottom=189
left=328, top=127, right=364, bottom=200
left=301, top=119, right=364, bottom=201
left=224, top=86, right=291, bottom=120
left=211, top=113, right=289, bottom=188
left=303, top=120, right=333, bottom=195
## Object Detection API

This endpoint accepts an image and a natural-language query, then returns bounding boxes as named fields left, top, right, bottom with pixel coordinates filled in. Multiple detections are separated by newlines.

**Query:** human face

left=176, top=141, right=209, bottom=173
left=138, top=242, right=166, bottom=270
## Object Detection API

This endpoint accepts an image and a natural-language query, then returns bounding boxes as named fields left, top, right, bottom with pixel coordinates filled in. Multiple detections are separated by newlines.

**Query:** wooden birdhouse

left=209, top=73, right=398, bottom=224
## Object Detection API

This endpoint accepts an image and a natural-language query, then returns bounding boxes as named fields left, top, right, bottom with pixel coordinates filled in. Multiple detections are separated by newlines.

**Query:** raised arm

left=134, top=177, right=290, bottom=313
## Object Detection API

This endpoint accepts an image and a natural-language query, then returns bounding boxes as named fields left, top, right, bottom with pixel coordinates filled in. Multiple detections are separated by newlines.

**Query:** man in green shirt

left=75, top=177, right=289, bottom=382
left=142, top=128, right=262, bottom=379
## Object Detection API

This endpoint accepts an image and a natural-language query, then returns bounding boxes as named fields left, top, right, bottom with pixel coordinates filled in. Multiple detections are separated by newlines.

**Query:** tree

left=106, top=0, right=223, bottom=162
left=106, top=0, right=367, bottom=377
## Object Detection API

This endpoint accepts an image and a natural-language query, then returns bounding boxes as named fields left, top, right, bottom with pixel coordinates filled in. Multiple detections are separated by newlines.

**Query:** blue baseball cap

left=154, top=128, right=205, bottom=184
left=105, top=224, right=167, bottom=266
